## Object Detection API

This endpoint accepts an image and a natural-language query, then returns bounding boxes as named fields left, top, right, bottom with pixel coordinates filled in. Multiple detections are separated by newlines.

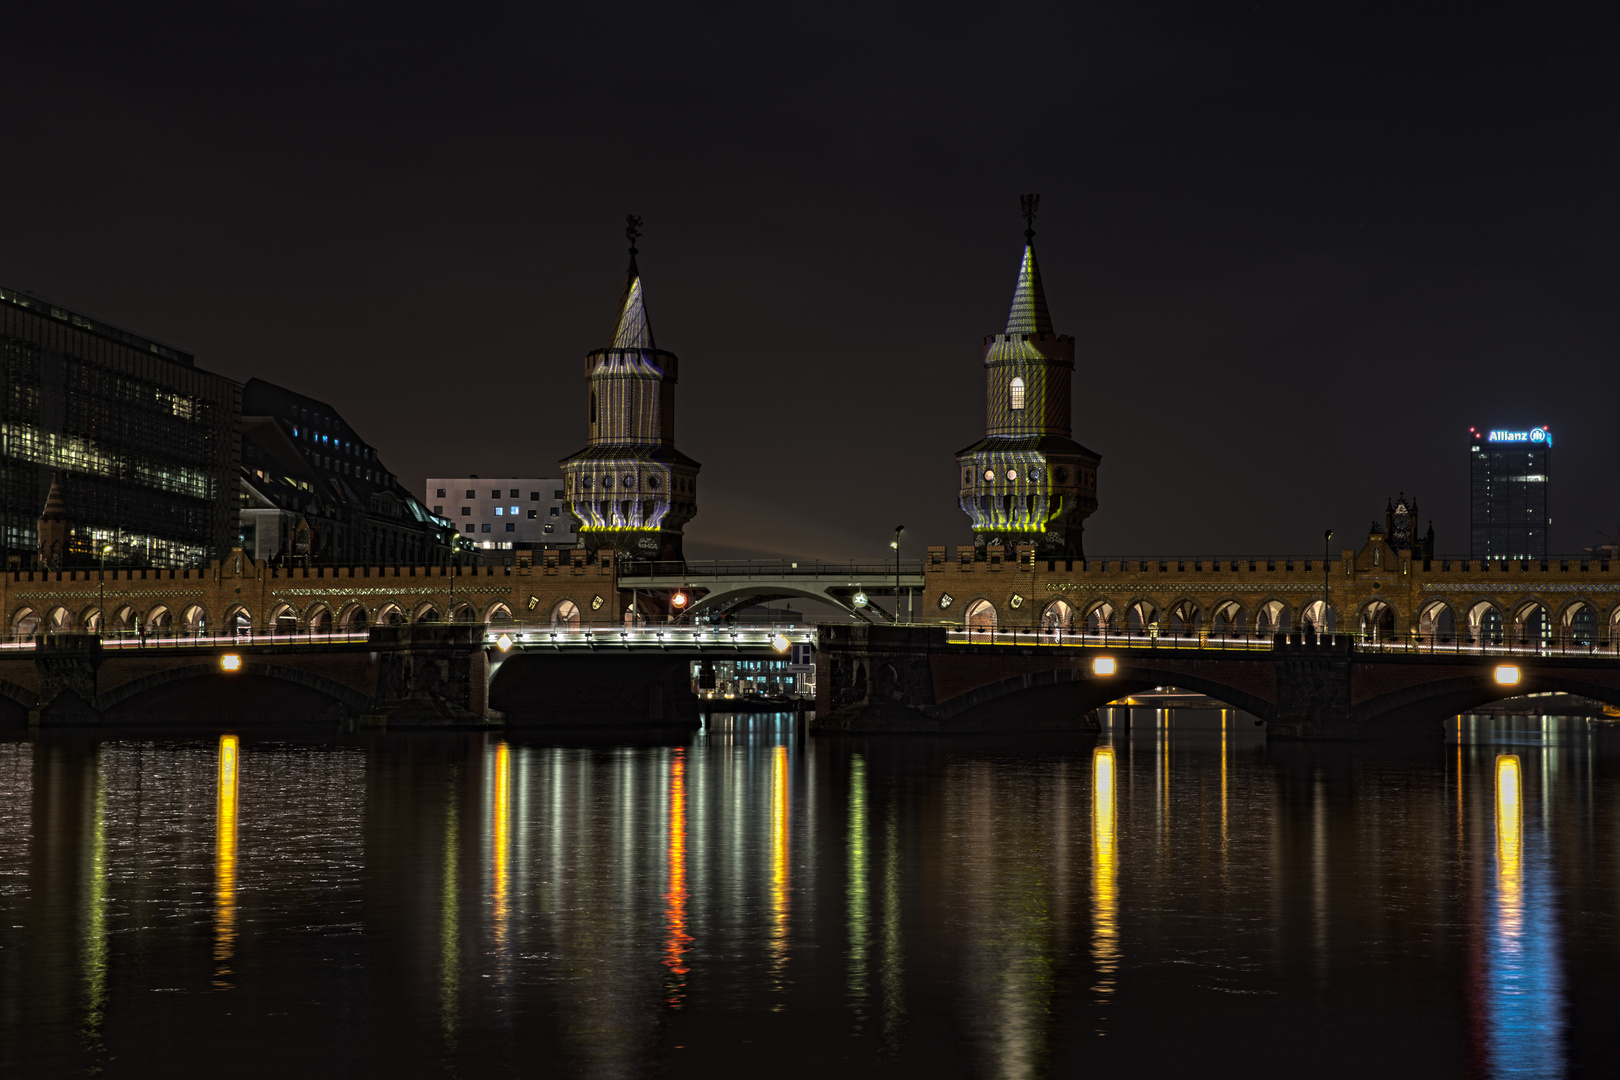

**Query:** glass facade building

left=1469, top=427, right=1551, bottom=560
left=0, top=285, right=239, bottom=567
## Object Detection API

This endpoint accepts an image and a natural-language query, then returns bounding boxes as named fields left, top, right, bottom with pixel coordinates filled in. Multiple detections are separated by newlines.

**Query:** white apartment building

left=425, top=476, right=571, bottom=551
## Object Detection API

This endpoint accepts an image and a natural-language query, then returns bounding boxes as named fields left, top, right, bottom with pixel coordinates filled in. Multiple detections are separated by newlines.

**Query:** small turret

left=36, top=479, right=72, bottom=570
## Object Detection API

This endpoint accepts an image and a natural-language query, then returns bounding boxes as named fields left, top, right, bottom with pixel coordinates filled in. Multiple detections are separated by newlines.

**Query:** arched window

left=1009, top=377, right=1026, bottom=411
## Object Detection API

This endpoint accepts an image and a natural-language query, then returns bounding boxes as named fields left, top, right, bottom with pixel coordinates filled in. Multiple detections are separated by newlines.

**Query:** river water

left=1, top=713, right=1614, bottom=1078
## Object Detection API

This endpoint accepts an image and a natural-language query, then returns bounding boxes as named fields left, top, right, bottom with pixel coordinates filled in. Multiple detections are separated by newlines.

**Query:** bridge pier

left=1266, top=633, right=1357, bottom=739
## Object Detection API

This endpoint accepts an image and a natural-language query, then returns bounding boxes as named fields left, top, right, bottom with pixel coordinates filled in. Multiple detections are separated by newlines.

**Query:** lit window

left=984, top=469, right=995, bottom=481
left=549, top=506, right=559, bottom=517
left=1007, top=468, right=1017, bottom=480
left=543, top=524, right=554, bottom=533
left=527, top=509, right=537, bottom=519
left=510, top=505, right=519, bottom=515
left=495, top=507, right=504, bottom=516
left=1009, top=377, right=1025, bottom=410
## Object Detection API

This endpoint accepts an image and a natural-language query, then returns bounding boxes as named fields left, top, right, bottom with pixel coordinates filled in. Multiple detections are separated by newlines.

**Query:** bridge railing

left=943, top=626, right=1620, bottom=658
left=2, top=627, right=373, bottom=651
left=487, top=624, right=818, bottom=649
left=619, top=559, right=925, bottom=580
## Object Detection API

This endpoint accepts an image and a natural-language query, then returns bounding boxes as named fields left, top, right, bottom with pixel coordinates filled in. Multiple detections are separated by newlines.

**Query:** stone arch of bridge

left=1417, top=599, right=1456, bottom=643
left=77, top=603, right=103, bottom=632
left=551, top=598, right=582, bottom=628
left=1555, top=598, right=1599, bottom=646
left=338, top=602, right=368, bottom=630
left=1299, top=600, right=1339, bottom=634
left=44, top=605, right=74, bottom=633
left=1209, top=599, right=1245, bottom=637
left=8, top=605, right=38, bottom=641
left=222, top=605, right=253, bottom=632
left=1040, top=598, right=1074, bottom=632
left=1509, top=598, right=1552, bottom=647
left=931, top=658, right=1277, bottom=728
left=144, top=604, right=173, bottom=632
left=411, top=600, right=440, bottom=623
left=485, top=602, right=515, bottom=626
left=180, top=604, right=208, bottom=632
left=1357, top=598, right=1397, bottom=641
left=1123, top=597, right=1158, bottom=634
left=1254, top=599, right=1289, bottom=637
left=268, top=603, right=297, bottom=634
left=1080, top=598, right=1115, bottom=632
left=109, top=605, right=137, bottom=632
left=963, top=597, right=998, bottom=633
left=306, top=603, right=334, bottom=632
left=1167, top=598, right=1202, bottom=635
left=375, top=603, right=406, bottom=626
left=1353, top=671, right=1620, bottom=734
left=1466, top=599, right=1505, bottom=645
left=95, top=660, right=372, bottom=716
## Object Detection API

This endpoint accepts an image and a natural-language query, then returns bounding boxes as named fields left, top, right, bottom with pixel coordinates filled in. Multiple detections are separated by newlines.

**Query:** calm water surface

left=2, top=714, right=1616, bottom=1078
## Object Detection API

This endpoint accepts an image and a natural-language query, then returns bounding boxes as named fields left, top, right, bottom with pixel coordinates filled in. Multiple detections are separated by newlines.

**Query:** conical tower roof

left=608, top=255, right=655, bottom=350
left=39, top=478, right=69, bottom=521
left=1003, top=244, right=1053, bottom=334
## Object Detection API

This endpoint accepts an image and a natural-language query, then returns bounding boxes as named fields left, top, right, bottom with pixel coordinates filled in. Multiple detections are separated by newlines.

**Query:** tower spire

left=1004, top=195, right=1053, bottom=335
left=609, top=214, right=654, bottom=349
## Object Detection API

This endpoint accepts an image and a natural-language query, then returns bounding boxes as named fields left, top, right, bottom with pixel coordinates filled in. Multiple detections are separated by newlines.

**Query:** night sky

left=3, top=3, right=1615, bottom=562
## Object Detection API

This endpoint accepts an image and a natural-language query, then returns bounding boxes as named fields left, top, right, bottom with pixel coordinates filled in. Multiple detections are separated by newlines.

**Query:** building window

left=433, top=505, right=443, bottom=515
left=490, top=490, right=500, bottom=498
left=1009, top=377, right=1025, bottom=410
left=509, top=489, right=519, bottom=498
left=553, top=489, right=563, bottom=499
left=481, top=523, right=491, bottom=533
left=543, top=524, right=554, bottom=533
left=530, top=491, right=540, bottom=501
left=527, top=509, right=537, bottom=518
left=549, top=506, right=560, bottom=517
left=461, top=507, right=471, bottom=516
left=510, top=505, right=519, bottom=515
left=465, top=489, right=475, bottom=498
left=495, top=507, right=503, bottom=516
left=506, top=522, right=515, bottom=532
left=436, top=488, right=446, bottom=498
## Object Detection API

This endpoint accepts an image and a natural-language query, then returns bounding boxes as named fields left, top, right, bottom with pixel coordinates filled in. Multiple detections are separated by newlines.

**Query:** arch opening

left=964, top=599, right=997, bottom=634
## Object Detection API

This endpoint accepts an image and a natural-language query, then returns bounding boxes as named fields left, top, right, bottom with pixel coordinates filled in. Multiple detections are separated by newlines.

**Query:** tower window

left=1009, top=377, right=1025, bottom=411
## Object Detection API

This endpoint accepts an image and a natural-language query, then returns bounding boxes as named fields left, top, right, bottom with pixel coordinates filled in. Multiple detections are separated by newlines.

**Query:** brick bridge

left=813, top=624, right=1620, bottom=739
left=0, top=625, right=806, bottom=730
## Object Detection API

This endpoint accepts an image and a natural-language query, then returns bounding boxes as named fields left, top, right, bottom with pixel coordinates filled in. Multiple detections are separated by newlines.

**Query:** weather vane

left=626, top=214, right=642, bottom=256
left=1020, top=193, right=1039, bottom=241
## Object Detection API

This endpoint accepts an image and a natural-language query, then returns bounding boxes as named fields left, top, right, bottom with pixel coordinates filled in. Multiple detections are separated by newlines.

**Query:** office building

left=426, top=477, right=569, bottom=551
left=239, top=379, right=452, bottom=564
left=0, top=284, right=240, bottom=567
left=1469, top=426, right=1551, bottom=560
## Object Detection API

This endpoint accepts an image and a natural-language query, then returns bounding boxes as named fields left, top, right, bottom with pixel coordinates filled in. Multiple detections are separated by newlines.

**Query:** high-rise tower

left=956, top=196, right=1100, bottom=558
left=561, top=218, right=700, bottom=562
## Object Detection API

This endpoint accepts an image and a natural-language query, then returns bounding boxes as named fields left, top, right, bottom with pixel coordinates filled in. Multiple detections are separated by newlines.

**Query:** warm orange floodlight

left=1093, top=656, right=1117, bottom=676
left=220, top=654, right=243, bottom=672
left=672, top=591, right=688, bottom=608
left=1494, top=664, right=1520, bottom=686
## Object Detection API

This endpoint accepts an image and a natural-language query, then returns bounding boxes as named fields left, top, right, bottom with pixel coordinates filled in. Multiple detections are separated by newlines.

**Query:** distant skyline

left=3, top=2, right=1615, bottom=560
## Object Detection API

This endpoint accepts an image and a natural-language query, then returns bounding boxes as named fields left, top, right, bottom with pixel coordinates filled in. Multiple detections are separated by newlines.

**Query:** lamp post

left=448, top=532, right=460, bottom=625
left=98, top=543, right=114, bottom=637
left=1323, top=529, right=1333, bottom=638
left=891, top=525, right=905, bottom=625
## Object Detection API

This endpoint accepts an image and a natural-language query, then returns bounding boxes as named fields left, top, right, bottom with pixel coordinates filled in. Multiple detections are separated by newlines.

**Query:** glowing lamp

left=220, top=654, right=242, bottom=672
left=496, top=633, right=513, bottom=652
left=672, top=592, right=688, bottom=608
left=770, top=633, right=791, bottom=653
left=1494, top=664, right=1520, bottom=686
left=853, top=591, right=868, bottom=608
left=1093, top=656, right=1117, bottom=676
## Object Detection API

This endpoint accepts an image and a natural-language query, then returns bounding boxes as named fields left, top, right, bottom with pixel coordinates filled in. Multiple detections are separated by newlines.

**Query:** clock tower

left=956, top=196, right=1101, bottom=558
left=561, top=218, right=700, bottom=563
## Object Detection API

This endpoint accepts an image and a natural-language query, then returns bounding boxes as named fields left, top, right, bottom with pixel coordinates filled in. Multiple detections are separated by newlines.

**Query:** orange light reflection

left=769, top=745, right=790, bottom=985
left=663, top=748, right=692, bottom=1006
left=1091, top=746, right=1118, bottom=1014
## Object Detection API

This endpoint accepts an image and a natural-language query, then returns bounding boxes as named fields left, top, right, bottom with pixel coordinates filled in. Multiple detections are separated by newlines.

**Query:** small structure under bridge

left=617, top=559, right=926, bottom=622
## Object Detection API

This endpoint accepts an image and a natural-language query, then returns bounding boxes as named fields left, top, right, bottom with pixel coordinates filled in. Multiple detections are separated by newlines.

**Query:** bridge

left=618, top=559, right=925, bottom=620
left=1, top=622, right=812, bottom=729
left=813, top=623, right=1620, bottom=739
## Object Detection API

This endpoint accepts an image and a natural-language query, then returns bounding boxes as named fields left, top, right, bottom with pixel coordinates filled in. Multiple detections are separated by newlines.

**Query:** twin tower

left=561, top=200, right=1099, bottom=561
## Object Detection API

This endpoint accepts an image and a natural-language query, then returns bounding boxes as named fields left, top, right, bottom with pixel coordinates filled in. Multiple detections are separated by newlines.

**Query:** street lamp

left=892, top=524, right=905, bottom=624
left=448, top=532, right=460, bottom=625
left=1322, top=529, right=1333, bottom=637
left=98, top=542, right=114, bottom=637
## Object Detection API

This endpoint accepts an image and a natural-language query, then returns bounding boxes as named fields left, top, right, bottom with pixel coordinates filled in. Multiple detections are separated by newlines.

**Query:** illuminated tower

left=561, top=218, right=700, bottom=562
left=956, top=196, right=1100, bottom=558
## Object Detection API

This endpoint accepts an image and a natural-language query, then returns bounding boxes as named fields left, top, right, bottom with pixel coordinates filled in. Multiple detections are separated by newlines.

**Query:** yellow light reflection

left=491, top=741, right=511, bottom=956
left=881, top=806, right=904, bottom=1044
left=1496, top=754, right=1522, bottom=915
left=440, top=772, right=461, bottom=1056
left=214, top=734, right=239, bottom=990
left=1091, top=746, right=1118, bottom=1016
left=663, top=748, right=692, bottom=1006
left=1220, top=710, right=1229, bottom=868
left=82, top=757, right=108, bottom=1052
left=769, top=745, right=790, bottom=987
left=847, top=754, right=869, bottom=1023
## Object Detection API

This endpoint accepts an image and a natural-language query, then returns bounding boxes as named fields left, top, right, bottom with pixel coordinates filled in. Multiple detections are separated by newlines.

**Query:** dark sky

left=3, top=2, right=1615, bottom=561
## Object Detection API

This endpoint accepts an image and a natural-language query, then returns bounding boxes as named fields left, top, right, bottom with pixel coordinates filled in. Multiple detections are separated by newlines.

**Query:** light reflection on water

left=0, top=711, right=1612, bottom=1077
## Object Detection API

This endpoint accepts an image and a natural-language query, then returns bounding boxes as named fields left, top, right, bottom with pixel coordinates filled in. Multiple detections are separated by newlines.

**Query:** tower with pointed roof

left=956, top=196, right=1100, bottom=558
left=35, top=478, right=73, bottom=570
left=561, top=218, right=700, bottom=562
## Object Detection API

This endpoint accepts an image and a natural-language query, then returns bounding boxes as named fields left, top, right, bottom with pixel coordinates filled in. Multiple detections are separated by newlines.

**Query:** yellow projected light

left=1093, top=656, right=1117, bottom=676
left=1494, top=664, right=1521, bottom=686
left=220, top=654, right=242, bottom=672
